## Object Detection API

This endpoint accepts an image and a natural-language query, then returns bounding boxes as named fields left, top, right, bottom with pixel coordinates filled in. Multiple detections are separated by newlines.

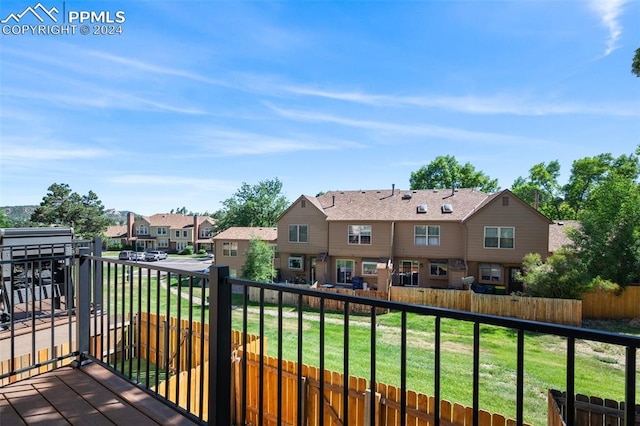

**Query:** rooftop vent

left=402, top=193, right=412, bottom=200
left=441, top=204, right=453, bottom=213
left=417, top=204, right=427, bottom=213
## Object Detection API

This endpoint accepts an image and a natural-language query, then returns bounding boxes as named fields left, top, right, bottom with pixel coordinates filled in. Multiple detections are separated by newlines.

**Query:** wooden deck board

left=0, top=363, right=201, bottom=426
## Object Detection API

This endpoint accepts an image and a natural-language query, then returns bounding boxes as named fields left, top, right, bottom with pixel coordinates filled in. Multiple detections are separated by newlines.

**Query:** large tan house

left=212, top=227, right=278, bottom=278
left=276, top=187, right=553, bottom=293
left=105, top=212, right=215, bottom=253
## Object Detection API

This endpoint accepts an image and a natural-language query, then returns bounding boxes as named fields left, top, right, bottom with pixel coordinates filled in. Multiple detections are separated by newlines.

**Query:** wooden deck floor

left=0, top=362, right=201, bottom=425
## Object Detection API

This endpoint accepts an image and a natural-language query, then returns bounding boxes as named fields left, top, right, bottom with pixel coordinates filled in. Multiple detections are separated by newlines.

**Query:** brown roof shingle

left=212, top=227, right=278, bottom=242
left=314, top=188, right=489, bottom=221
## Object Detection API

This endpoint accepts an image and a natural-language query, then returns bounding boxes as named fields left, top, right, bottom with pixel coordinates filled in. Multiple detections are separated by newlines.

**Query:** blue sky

left=1, top=1, right=639, bottom=216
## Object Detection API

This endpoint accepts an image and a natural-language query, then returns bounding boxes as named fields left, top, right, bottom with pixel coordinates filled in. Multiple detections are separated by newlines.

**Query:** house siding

left=277, top=198, right=329, bottom=283
left=393, top=221, right=464, bottom=259
left=465, top=195, right=550, bottom=264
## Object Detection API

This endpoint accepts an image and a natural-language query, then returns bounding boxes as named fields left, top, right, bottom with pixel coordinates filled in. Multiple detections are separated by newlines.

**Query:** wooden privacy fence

left=250, top=286, right=389, bottom=315
left=155, top=322, right=527, bottom=426
left=548, top=389, right=640, bottom=426
left=137, top=312, right=262, bottom=374
left=390, top=287, right=471, bottom=311
left=471, top=294, right=582, bottom=327
left=582, top=285, right=640, bottom=320
left=252, top=284, right=640, bottom=326
left=391, top=288, right=583, bottom=326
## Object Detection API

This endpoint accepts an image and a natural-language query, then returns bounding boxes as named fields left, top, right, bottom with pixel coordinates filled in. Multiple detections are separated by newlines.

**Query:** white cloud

left=281, top=85, right=639, bottom=117
left=188, top=128, right=363, bottom=156
left=590, top=0, right=626, bottom=56
left=0, top=143, right=110, bottom=162
left=267, top=103, right=554, bottom=146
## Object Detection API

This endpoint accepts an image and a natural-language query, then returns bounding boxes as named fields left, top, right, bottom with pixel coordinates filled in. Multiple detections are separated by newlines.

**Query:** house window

left=222, top=242, right=238, bottom=257
left=414, top=225, right=440, bottom=246
left=429, top=260, right=448, bottom=277
left=136, top=225, right=148, bottom=235
left=362, top=261, right=378, bottom=276
left=183, top=230, right=188, bottom=238
left=337, top=259, right=354, bottom=284
left=200, top=228, right=211, bottom=238
left=289, top=225, right=308, bottom=243
left=480, top=263, right=502, bottom=283
left=157, top=227, right=167, bottom=235
left=484, top=227, right=514, bottom=249
left=301, top=200, right=306, bottom=208
left=175, top=230, right=180, bottom=238
left=158, top=239, right=168, bottom=248
left=176, top=242, right=187, bottom=251
left=348, top=225, right=371, bottom=245
left=289, top=256, right=303, bottom=270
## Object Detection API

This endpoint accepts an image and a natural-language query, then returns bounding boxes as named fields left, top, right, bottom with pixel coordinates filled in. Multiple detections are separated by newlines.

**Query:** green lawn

left=100, top=271, right=638, bottom=426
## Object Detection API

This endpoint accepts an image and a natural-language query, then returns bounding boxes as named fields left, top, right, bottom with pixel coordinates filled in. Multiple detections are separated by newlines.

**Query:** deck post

left=209, top=265, right=231, bottom=425
left=73, top=246, right=91, bottom=366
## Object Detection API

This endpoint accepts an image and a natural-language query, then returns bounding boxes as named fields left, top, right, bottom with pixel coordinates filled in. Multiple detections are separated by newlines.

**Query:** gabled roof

left=141, top=214, right=214, bottom=229
left=104, top=225, right=127, bottom=238
left=212, top=227, right=278, bottom=242
left=310, top=188, right=489, bottom=221
left=461, top=189, right=553, bottom=224
left=278, top=194, right=327, bottom=221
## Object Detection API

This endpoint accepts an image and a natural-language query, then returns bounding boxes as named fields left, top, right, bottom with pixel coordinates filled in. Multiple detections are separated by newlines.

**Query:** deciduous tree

left=215, top=178, right=288, bottom=232
left=511, top=161, right=570, bottom=220
left=30, top=183, right=112, bottom=239
left=242, top=238, right=276, bottom=282
left=409, top=155, right=499, bottom=193
left=569, top=172, right=640, bottom=287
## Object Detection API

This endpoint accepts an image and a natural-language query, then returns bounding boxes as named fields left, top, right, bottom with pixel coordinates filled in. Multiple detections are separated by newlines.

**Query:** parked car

left=118, top=250, right=134, bottom=260
left=144, top=250, right=167, bottom=261
left=133, top=252, right=146, bottom=261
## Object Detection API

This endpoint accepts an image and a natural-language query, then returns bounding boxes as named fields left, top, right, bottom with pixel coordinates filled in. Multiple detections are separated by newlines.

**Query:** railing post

left=93, top=237, right=103, bottom=314
left=73, top=246, right=91, bottom=367
left=209, top=265, right=231, bottom=425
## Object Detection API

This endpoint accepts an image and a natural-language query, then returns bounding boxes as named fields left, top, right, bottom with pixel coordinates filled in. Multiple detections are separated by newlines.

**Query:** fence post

left=364, top=389, right=381, bottom=426
left=209, top=265, right=231, bottom=425
left=73, top=246, right=91, bottom=367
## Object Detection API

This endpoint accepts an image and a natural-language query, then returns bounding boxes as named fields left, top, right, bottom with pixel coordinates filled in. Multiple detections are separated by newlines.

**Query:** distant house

left=103, top=225, right=128, bottom=249
left=115, top=212, right=215, bottom=253
left=277, top=187, right=553, bottom=293
left=212, top=227, right=278, bottom=278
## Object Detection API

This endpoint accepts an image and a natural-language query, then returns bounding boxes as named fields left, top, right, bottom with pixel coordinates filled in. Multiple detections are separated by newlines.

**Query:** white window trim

left=483, top=226, right=515, bottom=249
left=336, top=259, right=355, bottom=284
left=288, top=224, right=308, bottom=243
left=348, top=225, right=372, bottom=245
left=429, top=260, right=448, bottom=277
left=362, top=261, right=378, bottom=276
left=479, top=263, right=502, bottom=283
left=222, top=241, right=238, bottom=257
left=414, top=225, right=440, bottom=246
left=289, top=255, right=303, bottom=270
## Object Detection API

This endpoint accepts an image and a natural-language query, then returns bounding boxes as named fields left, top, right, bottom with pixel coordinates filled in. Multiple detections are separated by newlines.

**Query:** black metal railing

left=0, top=238, right=77, bottom=381
left=2, top=237, right=638, bottom=426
